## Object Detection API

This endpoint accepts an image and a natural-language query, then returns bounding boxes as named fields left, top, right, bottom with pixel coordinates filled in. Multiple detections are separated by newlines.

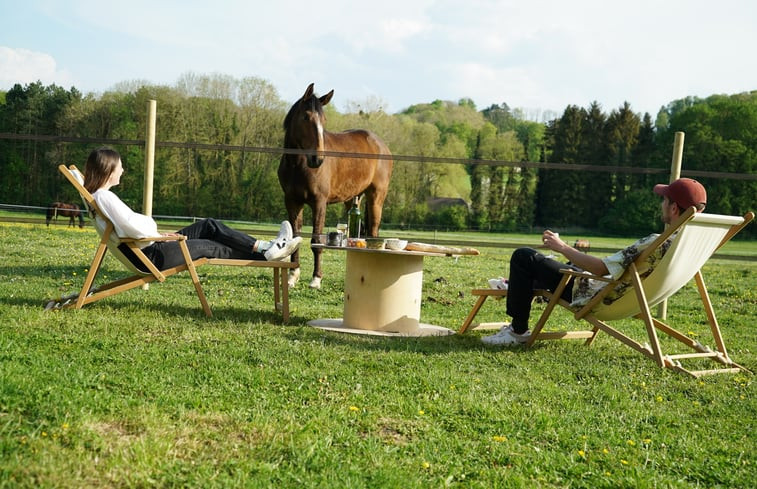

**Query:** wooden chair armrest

left=120, top=235, right=187, bottom=244
left=560, top=268, right=617, bottom=284
left=150, top=235, right=187, bottom=242
left=207, top=258, right=299, bottom=268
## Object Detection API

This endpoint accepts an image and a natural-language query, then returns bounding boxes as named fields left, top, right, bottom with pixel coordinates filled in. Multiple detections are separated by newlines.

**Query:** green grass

left=0, top=223, right=755, bottom=488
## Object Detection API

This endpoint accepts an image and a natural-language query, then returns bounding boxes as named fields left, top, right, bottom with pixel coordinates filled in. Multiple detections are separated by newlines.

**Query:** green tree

left=537, top=105, right=587, bottom=228
left=0, top=82, right=81, bottom=205
left=657, top=92, right=757, bottom=237
left=580, top=102, right=611, bottom=228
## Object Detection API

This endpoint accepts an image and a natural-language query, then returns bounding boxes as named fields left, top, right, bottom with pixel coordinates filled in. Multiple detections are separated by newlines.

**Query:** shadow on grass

left=2, top=292, right=291, bottom=325
left=274, top=320, right=555, bottom=356
left=1, top=264, right=127, bottom=277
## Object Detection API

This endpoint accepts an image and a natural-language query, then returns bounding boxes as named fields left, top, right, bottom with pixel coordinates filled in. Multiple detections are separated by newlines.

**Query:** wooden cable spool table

left=308, top=243, right=479, bottom=336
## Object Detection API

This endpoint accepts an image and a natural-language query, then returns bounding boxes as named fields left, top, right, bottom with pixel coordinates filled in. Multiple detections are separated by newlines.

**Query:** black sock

left=511, top=319, right=529, bottom=334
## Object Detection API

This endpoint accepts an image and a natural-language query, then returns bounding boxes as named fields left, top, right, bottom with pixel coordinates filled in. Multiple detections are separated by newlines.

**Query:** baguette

left=405, top=242, right=480, bottom=255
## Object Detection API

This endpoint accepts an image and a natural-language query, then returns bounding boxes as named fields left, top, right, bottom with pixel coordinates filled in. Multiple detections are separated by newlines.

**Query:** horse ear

left=320, top=90, right=334, bottom=106
left=303, top=83, right=315, bottom=100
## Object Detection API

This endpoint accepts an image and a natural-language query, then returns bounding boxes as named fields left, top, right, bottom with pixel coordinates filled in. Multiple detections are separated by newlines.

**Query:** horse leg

left=364, top=188, right=388, bottom=237
left=48, top=207, right=58, bottom=226
left=286, top=203, right=304, bottom=288
left=309, top=199, right=328, bottom=289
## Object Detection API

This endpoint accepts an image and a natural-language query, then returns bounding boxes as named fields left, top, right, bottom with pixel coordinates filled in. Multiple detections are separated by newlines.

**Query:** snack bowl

left=385, top=238, right=408, bottom=251
left=347, top=238, right=366, bottom=248
left=365, top=237, right=386, bottom=250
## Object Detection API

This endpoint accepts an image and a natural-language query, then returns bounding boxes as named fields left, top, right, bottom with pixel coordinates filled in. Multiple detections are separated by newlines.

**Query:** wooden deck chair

left=460, top=207, right=754, bottom=377
left=49, top=164, right=297, bottom=321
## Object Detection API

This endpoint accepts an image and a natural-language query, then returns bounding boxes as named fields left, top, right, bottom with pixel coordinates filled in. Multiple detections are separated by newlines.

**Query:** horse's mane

left=283, top=94, right=323, bottom=131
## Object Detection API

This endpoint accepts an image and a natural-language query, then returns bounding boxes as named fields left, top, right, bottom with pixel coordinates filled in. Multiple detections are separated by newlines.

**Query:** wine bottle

left=347, top=196, right=361, bottom=239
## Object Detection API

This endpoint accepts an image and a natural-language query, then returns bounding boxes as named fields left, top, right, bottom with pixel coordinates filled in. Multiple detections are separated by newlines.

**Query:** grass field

left=0, top=222, right=754, bottom=488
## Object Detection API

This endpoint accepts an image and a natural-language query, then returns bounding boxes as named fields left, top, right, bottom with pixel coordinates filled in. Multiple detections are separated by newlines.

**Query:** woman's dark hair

left=84, top=147, right=121, bottom=194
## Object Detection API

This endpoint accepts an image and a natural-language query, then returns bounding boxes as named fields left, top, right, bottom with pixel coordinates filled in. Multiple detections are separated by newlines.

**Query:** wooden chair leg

left=76, top=242, right=108, bottom=309
left=694, top=271, right=729, bottom=358
left=178, top=240, right=212, bottom=317
left=273, top=267, right=281, bottom=312
left=459, top=295, right=489, bottom=334
left=526, top=276, right=571, bottom=347
left=584, top=326, right=601, bottom=345
left=280, top=267, right=290, bottom=323
left=629, top=263, right=664, bottom=367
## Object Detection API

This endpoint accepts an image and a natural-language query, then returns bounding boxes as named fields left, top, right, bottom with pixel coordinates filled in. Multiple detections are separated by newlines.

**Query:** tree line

left=0, top=74, right=754, bottom=237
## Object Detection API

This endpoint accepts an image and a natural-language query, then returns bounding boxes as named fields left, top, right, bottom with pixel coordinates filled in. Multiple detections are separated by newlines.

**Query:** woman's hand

left=161, top=232, right=182, bottom=237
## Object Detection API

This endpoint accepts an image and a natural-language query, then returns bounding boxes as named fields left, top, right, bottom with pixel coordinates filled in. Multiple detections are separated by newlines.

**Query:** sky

left=2, top=0, right=756, bottom=119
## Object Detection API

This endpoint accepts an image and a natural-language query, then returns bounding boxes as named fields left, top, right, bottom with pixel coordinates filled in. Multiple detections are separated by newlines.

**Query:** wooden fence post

left=143, top=99, right=157, bottom=216
left=657, top=131, right=684, bottom=319
left=142, top=100, right=157, bottom=291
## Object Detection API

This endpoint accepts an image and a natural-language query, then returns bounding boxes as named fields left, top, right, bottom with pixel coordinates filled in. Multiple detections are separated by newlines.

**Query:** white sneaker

left=481, top=325, right=531, bottom=346
left=275, top=220, right=293, bottom=241
left=265, top=236, right=302, bottom=261
left=488, top=277, right=508, bottom=290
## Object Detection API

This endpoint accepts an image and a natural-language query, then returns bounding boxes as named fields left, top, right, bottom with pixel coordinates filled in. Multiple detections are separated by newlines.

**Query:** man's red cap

left=653, top=178, right=707, bottom=209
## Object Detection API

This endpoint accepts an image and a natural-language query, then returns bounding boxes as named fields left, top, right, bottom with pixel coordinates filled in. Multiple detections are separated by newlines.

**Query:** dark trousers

left=506, top=248, right=577, bottom=333
left=137, top=218, right=265, bottom=271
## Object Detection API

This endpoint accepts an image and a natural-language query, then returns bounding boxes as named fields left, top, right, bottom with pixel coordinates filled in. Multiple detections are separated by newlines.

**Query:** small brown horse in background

left=278, top=83, right=394, bottom=289
left=46, top=202, right=84, bottom=228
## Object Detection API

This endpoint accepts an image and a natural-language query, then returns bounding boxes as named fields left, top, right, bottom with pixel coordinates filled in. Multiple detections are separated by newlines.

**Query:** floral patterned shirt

left=570, top=233, right=674, bottom=308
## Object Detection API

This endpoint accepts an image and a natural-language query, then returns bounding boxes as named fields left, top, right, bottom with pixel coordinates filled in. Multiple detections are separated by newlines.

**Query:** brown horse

left=46, top=202, right=84, bottom=228
left=278, top=83, right=393, bottom=289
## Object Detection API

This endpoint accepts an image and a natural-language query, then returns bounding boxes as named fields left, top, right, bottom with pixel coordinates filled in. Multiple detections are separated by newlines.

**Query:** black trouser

left=124, top=218, right=265, bottom=271
left=506, top=248, right=577, bottom=334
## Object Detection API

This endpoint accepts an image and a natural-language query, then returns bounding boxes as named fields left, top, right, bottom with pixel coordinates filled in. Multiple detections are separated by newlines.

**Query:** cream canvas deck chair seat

left=49, top=164, right=296, bottom=321
left=460, top=207, right=754, bottom=377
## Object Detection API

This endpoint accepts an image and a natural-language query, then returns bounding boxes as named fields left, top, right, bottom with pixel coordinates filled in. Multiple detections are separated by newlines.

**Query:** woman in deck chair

left=84, top=147, right=302, bottom=272
left=482, top=178, right=707, bottom=346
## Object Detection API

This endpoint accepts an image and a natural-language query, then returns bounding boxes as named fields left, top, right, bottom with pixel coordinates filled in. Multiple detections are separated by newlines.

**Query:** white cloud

left=375, top=18, right=430, bottom=53
left=0, top=47, right=75, bottom=89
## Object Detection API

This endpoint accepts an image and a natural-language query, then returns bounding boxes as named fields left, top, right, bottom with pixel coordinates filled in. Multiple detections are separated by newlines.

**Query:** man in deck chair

left=482, top=178, right=707, bottom=346
left=84, top=147, right=302, bottom=271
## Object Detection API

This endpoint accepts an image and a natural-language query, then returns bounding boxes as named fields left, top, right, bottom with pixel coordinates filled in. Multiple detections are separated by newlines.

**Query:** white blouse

left=92, top=189, right=159, bottom=244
